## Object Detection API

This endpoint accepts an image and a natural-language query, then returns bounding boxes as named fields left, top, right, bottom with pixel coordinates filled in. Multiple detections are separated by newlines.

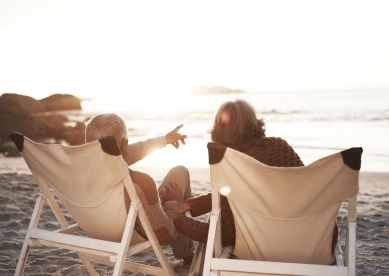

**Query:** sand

left=0, top=155, right=388, bottom=276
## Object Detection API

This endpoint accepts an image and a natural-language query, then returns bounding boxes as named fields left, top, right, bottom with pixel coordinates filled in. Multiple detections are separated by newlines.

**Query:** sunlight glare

left=1, top=1, right=389, bottom=98
left=219, top=186, right=231, bottom=196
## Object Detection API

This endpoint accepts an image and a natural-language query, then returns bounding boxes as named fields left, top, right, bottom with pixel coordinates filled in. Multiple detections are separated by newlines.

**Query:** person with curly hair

left=165, top=99, right=339, bottom=254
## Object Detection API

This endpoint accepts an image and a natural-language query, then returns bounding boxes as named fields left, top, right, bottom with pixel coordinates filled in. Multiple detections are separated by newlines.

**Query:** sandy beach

left=0, top=155, right=388, bottom=276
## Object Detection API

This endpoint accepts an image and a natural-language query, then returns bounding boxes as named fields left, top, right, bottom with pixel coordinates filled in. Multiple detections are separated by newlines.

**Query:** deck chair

left=203, top=142, right=362, bottom=276
left=11, top=132, right=174, bottom=276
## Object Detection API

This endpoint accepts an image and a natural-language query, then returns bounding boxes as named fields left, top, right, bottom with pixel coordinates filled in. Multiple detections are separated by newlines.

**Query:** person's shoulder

left=129, top=169, right=159, bottom=204
left=129, top=169, right=154, bottom=185
left=263, top=137, right=289, bottom=146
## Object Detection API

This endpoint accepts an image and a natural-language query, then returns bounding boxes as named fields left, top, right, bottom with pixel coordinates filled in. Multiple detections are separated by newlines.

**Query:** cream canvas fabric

left=20, top=136, right=143, bottom=243
left=12, top=133, right=174, bottom=276
left=209, top=145, right=360, bottom=265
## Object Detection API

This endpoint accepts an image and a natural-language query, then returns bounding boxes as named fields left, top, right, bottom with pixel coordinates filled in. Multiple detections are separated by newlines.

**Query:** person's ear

left=120, top=138, right=128, bottom=158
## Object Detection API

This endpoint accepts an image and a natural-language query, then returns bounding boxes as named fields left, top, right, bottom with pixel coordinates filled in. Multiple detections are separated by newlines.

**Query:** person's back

left=85, top=113, right=195, bottom=272
left=243, top=137, right=304, bottom=167
left=166, top=99, right=338, bottom=254
left=171, top=136, right=305, bottom=247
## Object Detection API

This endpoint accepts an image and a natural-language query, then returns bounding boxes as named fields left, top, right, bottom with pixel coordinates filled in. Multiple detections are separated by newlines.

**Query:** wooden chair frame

left=12, top=133, right=174, bottom=276
left=202, top=194, right=357, bottom=276
left=202, top=142, right=360, bottom=276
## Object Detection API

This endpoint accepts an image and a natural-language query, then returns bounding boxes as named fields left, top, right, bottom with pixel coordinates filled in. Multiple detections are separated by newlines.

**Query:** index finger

left=173, top=124, right=184, bottom=133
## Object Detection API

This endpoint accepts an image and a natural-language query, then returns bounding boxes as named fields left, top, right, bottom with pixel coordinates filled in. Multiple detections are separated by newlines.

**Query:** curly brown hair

left=209, top=99, right=266, bottom=151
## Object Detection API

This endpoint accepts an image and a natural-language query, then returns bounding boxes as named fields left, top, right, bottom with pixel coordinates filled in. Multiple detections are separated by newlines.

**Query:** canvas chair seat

left=11, top=132, right=173, bottom=276
left=203, top=142, right=362, bottom=276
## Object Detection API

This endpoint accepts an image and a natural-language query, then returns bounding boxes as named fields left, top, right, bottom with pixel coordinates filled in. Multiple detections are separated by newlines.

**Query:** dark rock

left=39, top=94, right=82, bottom=111
left=0, top=106, right=52, bottom=145
left=0, top=93, right=45, bottom=113
left=0, top=93, right=85, bottom=153
left=0, top=110, right=85, bottom=156
left=63, top=122, right=86, bottom=146
left=0, top=141, right=21, bottom=156
left=36, top=114, right=69, bottom=127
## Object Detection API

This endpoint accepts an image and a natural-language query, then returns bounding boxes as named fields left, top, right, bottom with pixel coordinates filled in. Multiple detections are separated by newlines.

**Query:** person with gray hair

left=85, top=113, right=187, bottom=166
left=85, top=113, right=194, bottom=273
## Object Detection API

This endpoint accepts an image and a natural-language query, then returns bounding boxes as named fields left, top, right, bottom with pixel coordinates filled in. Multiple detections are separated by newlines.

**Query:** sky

left=0, top=0, right=388, bottom=99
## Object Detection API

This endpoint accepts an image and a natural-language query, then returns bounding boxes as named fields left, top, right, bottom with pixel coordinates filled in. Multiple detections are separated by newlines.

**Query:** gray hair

left=85, top=113, right=128, bottom=146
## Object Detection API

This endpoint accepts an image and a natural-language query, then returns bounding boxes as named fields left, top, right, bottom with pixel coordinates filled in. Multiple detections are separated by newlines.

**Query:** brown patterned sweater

left=174, top=137, right=338, bottom=251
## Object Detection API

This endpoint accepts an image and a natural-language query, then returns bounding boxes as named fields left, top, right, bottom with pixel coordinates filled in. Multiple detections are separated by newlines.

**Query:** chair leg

left=14, top=245, right=31, bottom=276
left=346, top=222, right=356, bottom=276
left=112, top=254, right=126, bottom=276
left=202, top=218, right=217, bottom=276
left=137, top=210, right=174, bottom=275
left=112, top=205, right=138, bottom=276
left=77, top=252, right=99, bottom=276
left=189, top=242, right=206, bottom=276
left=14, top=195, right=45, bottom=276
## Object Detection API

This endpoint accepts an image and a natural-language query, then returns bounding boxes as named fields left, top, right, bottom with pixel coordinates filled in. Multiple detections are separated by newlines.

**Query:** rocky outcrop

left=39, top=94, right=82, bottom=111
left=0, top=93, right=82, bottom=113
left=0, top=107, right=51, bottom=155
left=188, top=86, right=245, bottom=95
left=0, top=93, right=85, bottom=155
left=0, top=93, right=45, bottom=113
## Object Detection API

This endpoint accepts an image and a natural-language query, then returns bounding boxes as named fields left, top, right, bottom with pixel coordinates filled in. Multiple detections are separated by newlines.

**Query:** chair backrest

left=208, top=142, right=361, bottom=265
left=12, top=133, right=131, bottom=242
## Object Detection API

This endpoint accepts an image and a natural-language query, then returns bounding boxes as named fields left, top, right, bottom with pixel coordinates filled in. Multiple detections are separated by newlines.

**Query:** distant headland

left=188, top=86, right=245, bottom=95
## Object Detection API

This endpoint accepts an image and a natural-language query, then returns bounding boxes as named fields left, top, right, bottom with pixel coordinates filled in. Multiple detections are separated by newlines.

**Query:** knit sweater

left=123, top=169, right=177, bottom=246
left=175, top=137, right=321, bottom=248
left=124, top=136, right=166, bottom=166
left=122, top=136, right=178, bottom=246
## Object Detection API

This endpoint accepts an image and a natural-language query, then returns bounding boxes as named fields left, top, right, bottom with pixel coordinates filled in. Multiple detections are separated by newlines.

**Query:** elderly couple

left=85, top=99, right=326, bottom=273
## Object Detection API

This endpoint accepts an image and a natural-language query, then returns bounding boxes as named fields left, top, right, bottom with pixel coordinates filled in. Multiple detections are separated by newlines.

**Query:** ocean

left=72, top=89, right=389, bottom=173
